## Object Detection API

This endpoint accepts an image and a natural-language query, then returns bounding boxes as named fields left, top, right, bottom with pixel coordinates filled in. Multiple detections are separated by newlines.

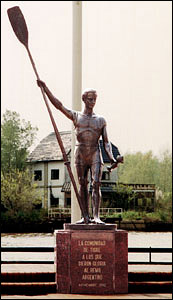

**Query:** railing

left=48, top=208, right=71, bottom=218
left=98, top=208, right=123, bottom=216
left=48, top=207, right=123, bottom=218
left=128, top=247, right=172, bottom=265
left=1, top=246, right=172, bottom=265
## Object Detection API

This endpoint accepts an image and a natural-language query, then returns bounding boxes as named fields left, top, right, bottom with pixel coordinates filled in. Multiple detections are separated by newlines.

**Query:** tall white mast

left=71, top=1, right=82, bottom=223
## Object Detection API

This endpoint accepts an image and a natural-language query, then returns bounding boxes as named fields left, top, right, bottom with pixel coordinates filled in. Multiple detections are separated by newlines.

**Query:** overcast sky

left=1, top=1, right=172, bottom=157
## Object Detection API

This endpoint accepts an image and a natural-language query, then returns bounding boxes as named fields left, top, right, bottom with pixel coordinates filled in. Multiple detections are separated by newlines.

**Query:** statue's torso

left=72, top=112, right=106, bottom=165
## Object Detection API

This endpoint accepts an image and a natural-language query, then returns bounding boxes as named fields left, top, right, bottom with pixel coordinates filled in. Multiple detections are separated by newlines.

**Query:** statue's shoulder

left=71, top=110, right=83, bottom=126
left=94, top=114, right=107, bottom=126
left=96, top=115, right=106, bottom=122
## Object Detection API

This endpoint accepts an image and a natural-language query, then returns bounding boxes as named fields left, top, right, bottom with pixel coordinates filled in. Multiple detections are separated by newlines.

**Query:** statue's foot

left=91, top=217, right=105, bottom=224
left=76, top=217, right=85, bottom=224
left=76, top=217, right=92, bottom=224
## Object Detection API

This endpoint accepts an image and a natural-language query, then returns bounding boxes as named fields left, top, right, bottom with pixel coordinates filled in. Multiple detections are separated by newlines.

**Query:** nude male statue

left=37, top=80, right=123, bottom=224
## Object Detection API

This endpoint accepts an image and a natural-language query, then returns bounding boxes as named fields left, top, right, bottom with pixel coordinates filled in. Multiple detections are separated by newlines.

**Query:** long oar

left=7, top=6, right=86, bottom=222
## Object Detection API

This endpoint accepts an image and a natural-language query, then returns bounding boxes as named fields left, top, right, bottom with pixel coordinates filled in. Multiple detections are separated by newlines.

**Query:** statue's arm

left=37, top=80, right=73, bottom=121
left=102, top=125, right=117, bottom=164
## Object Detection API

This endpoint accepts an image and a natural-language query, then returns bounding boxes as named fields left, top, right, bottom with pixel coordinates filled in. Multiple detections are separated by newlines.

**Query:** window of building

left=66, top=198, right=71, bottom=207
left=34, top=170, right=42, bottom=181
left=138, top=198, right=143, bottom=206
left=51, top=169, right=59, bottom=180
left=102, top=171, right=110, bottom=180
left=50, top=197, right=59, bottom=207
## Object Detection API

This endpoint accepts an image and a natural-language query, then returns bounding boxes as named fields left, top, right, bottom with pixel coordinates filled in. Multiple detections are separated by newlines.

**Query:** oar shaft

left=26, top=46, right=83, bottom=215
left=26, top=47, right=67, bottom=159
left=7, top=5, right=84, bottom=220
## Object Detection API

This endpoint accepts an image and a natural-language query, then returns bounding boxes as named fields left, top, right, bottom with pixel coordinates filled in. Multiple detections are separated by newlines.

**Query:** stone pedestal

left=55, top=224, right=128, bottom=294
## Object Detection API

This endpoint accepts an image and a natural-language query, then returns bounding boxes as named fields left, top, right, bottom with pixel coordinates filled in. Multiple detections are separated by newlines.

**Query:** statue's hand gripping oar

left=7, top=6, right=87, bottom=222
left=107, top=155, right=124, bottom=172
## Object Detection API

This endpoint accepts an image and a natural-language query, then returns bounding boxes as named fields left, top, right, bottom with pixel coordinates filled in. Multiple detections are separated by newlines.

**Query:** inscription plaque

left=70, top=231, right=115, bottom=294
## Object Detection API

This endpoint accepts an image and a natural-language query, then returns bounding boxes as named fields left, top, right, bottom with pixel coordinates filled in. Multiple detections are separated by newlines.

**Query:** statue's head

left=82, top=88, right=97, bottom=108
left=82, top=88, right=97, bottom=100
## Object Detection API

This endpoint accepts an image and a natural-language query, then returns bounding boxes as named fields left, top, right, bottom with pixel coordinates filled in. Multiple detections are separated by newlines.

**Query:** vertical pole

left=149, top=247, right=152, bottom=263
left=71, top=1, right=82, bottom=223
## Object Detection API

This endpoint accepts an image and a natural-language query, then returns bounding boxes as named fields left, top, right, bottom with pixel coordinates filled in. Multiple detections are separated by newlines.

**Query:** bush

left=1, top=208, right=48, bottom=231
left=155, top=192, right=172, bottom=223
left=121, top=209, right=172, bottom=223
left=121, top=211, right=143, bottom=221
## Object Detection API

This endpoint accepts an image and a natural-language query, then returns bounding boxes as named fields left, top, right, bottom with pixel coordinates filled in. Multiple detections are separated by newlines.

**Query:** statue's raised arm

left=37, top=80, right=74, bottom=121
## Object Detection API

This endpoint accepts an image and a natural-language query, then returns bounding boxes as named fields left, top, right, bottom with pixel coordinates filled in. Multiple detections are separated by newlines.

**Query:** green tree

left=157, top=149, right=172, bottom=193
left=117, top=149, right=172, bottom=193
left=1, top=110, right=38, bottom=173
left=1, top=169, right=42, bottom=214
left=117, top=150, right=172, bottom=221
left=117, top=151, right=159, bottom=184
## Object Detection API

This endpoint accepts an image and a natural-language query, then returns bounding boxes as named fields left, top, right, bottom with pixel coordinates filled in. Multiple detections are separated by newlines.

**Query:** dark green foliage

left=103, top=184, right=134, bottom=211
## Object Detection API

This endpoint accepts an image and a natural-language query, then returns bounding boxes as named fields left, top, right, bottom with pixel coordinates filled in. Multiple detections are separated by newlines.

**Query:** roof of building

left=27, top=131, right=71, bottom=162
left=27, top=131, right=120, bottom=163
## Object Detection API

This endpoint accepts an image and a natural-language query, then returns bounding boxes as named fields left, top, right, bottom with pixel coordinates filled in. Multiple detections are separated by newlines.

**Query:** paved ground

left=1, top=293, right=172, bottom=299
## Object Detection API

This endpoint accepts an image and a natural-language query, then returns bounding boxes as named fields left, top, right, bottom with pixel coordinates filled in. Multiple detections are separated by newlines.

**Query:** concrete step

left=128, top=281, right=172, bottom=293
left=1, top=282, right=56, bottom=295
left=1, top=272, right=55, bottom=282
left=128, top=271, right=172, bottom=281
left=1, top=281, right=172, bottom=295
left=1, top=271, right=172, bottom=282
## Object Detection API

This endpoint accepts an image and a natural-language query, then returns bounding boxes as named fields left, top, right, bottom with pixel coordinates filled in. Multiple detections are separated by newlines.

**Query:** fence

left=48, top=207, right=123, bottom=218
left=1, top=246, right=171, bottom=265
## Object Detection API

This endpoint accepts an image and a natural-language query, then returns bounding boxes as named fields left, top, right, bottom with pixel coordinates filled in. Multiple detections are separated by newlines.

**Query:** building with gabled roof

left=27, top=131, right=120, bottom=209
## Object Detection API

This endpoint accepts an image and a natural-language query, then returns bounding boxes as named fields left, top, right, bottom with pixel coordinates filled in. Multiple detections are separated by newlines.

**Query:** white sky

left=1, top=1, right=172, bottom=157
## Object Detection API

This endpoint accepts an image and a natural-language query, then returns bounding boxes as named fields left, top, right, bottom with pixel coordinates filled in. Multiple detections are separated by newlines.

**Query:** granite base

left=54, top=223, right=128, bottom=294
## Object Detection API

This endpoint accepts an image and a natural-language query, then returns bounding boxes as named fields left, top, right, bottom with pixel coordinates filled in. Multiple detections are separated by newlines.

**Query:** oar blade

left=7, top=6, right=28, bottom=47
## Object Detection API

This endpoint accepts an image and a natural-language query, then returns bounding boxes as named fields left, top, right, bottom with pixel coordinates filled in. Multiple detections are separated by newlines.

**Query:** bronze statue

left=7, top=6, right=123, bottom=224
left=37, top=80, right=123, bottom=224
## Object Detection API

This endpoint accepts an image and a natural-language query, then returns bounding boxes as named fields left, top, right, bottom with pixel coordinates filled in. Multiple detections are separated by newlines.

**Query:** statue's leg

left=75, top=165, right=91, bottom=224
left=91, top=163, right=105, bottom=224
